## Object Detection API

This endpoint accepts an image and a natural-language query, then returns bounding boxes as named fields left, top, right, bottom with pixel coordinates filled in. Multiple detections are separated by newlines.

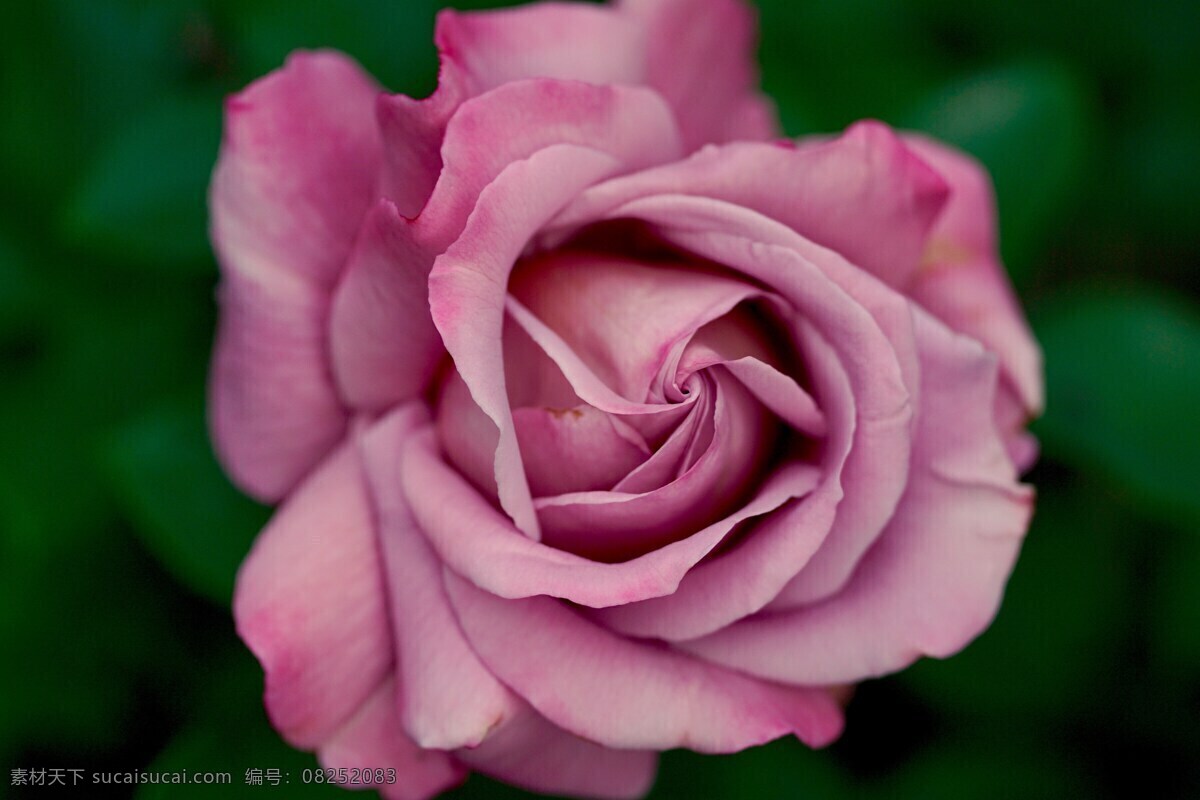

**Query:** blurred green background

left=1, top=0, right=1197, bottom=797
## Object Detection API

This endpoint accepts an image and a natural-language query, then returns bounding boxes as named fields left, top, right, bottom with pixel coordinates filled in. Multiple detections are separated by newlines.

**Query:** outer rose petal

left=210, top=51, right=381, bottom=500
left=328, top=200, right=445, bottom=410
left=318, top=679, right=466, bottom=800
left=679, top=309, right=1033, bottom=683
left=551, top=121, right=949, bottom=288
left=901, top=134, right=1044, bottom=420
left=455, top=701, right=657, bottom=800
left=435, top=0, right=774, bottom=151
left=210, top=272, right=347, bottom=505
left=435, top=4, right=646, bottom=96
left=361, top=405, right=520, bottom=751
left=444, top=571, right=844, bottom=753
left=618, top=0, right=777, bottom=148
left=234, top=444, right=391, bottom=749
left=418, top=79, right=684, bottom=252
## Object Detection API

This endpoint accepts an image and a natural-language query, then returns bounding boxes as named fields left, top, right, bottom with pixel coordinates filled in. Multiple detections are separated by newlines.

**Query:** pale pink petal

left=210, top=51, right=380, bottom=499
left=533, top=370, right=776, bottom=562
left=209, top=272, right=347, bottom=501
left=902, top=133, right=1044, bottom=419
left=233, top=444, right=390, bottom=748
left=318, top=679, right=466, bottom=800
left=619, top=0, right=777, bottom=148
left=401, top=424, right=816, bottom=608
left=720, top=92, right=782, bottom=142
left=360, top=405, right=520, bottom=751
left=211, top=50, right=382, bottom=289
left=328, top=200, right=445, bottom=410
left=679, top=309, right=1033, bottom=684
left=374, top=72, right=465, bottom=218
left=455, top=701, right=657, bottom=800
left=551, top=121, right=948, bottom=288
left=435, top=5, right=646, bottom=97
left=436, top=1, right=771, bottom=152
left=418, top=79, right=683, bottom=251
left=443, top=571, right=844, bottom=753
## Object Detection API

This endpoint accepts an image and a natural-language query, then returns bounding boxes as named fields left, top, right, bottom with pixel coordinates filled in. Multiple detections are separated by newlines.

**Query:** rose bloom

left=209, top=0, right=1043, bottom=797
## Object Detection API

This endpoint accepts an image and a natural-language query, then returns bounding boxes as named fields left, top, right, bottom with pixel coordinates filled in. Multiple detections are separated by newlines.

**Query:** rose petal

left=435, top=5, right=646, bottom=97
left=613, top=380, right=710, bottom=493
left=328, top=200, right=445, bottom=410
left=902, top=134, right=1044, bottom=419
left=211, top=51, right=382, bottom=289
left=509, top=250, right=764, bottom=403
left=720, top=92, right=782, bottom=142
left=436, top=0, right=773, bottom=151
left=505, top=294, right=701, bottom=422
left=515, top=405, right=650, bottom=497
left=423, top=81, right=684, bottom=536
left=209, top=272, right=347, bottom=503
left=361, top=405, right=520, bottom=751
left=455, top=701, right=657, bottom=800
left=679, top=309, right=1033, bottom=683
left=533, top=370, right=776, bottom=562
left=210, top=51, right=381, bottom=499
left=374, top=74, right=464, bottom=218
left=443, top=571, right=844, bottom=753
left=618, top=0, right=777, bottom=148
left=590, top=321, right=849, bottom=641
left=590, top=195, right=919, bottom=604
left=418, top=79, right=684, bottom=252
left=430, top=145, right=625, bottom=538
left=401, top=424, right=817, bottom=608
left=233, top=444, right=390, bottom=748
left=318, top=679, right=466, bottom=800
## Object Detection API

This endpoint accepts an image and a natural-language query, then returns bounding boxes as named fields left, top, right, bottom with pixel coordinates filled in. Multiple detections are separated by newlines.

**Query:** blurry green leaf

left=0, top=526, right=190, bottom=755
left=901, top=482, right=1128, bottom=717
left=137, top=649, right=345, bottom=800
left=1033, top=288, right=1200, bottom=525
left=874, top=742, right=1096, bottom=800
left=1155, top=531, right=1200, bottom=675
left=215, top=0, right=440, bottom=95
left=106, top=397, right=270, bottom=606
left=64, top=93, right=223, bottom=271
left=0, top=270, right=209, bottom=556
left=903, top=60, right=1091, bottom=286
left=0, top=233, right=40, bottom=338
left=650, top=740, right=850, bottom=800
left=1118, top=93, right=1200, bottom=249
left=445, top=736, right=850, bottom=799
left=0, top=0, right=217, bottom=210
left=758, top=0, right=940, bottom=133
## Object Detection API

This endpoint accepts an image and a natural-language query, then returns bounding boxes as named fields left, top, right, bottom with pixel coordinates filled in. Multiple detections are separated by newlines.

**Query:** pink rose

left=210, top=0, right=1043, bottom=797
